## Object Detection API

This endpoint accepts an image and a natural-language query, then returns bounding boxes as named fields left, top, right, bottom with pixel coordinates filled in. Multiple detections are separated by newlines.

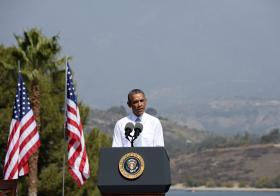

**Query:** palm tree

left=12, top=28, right=65, bottom=196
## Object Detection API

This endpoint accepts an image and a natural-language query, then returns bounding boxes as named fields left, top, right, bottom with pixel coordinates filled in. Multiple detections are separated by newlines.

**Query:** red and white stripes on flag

left=66, top=63, right=90, bottom=186
left=3, top=73, right=41, bottom=180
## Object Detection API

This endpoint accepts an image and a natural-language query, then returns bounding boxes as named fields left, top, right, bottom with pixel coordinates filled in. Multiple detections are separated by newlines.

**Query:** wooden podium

left=97, top=147, right=171, bottom=196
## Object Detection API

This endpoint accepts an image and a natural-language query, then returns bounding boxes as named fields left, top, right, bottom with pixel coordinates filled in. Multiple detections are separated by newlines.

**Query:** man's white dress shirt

left=112, top=112, right=164, bottom=147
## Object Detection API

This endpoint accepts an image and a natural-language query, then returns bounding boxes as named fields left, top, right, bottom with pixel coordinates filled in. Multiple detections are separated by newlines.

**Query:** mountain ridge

left=161, top=98, right=280, bottom=134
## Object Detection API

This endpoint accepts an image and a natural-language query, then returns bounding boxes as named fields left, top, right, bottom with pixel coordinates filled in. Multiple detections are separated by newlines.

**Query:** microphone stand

left=125, top=133, right=134, bottom=147
left=130, top=133, right=140, bottom=147
left=125, top=135, right=134, bottom=147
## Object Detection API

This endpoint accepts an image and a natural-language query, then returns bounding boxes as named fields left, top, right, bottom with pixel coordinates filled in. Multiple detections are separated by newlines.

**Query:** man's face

left=128, top=93, right=147, bottom=116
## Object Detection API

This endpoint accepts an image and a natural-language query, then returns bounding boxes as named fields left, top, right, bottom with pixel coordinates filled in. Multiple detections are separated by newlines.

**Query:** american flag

left=3, top=73, right=41, bottom=179
left=66, top=63, right=90, bottom=186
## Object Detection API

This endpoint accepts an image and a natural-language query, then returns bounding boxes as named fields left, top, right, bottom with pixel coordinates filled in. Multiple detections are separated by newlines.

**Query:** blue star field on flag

left=66, top=63, right=77, bottom=104
left=12, top=74, right=32, bottom=120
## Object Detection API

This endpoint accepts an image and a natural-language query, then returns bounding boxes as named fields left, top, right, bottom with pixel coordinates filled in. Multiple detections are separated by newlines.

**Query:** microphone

left=125, top=122, right=134, bottom=140
left=133, top=122, right=143, bottom=139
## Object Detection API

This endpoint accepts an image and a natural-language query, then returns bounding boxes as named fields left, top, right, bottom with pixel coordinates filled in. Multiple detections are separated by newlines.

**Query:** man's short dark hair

left=127, top=89, right=145, bottom=106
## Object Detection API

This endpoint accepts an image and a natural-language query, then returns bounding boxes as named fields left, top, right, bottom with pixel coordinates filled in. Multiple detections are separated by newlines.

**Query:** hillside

left=171, top=144, right=280, bottom=187
left=85, top=106, right=211, bottom=156
left=85, top=106, right=280, bottom=187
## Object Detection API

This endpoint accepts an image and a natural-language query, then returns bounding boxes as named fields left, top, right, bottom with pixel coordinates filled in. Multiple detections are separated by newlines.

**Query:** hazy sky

left=1, top=0, right=280, bottom=112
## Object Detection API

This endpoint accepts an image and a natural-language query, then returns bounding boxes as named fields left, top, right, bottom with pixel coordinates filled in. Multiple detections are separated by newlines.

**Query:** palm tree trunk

left=28, top=83, right=40, bottom=196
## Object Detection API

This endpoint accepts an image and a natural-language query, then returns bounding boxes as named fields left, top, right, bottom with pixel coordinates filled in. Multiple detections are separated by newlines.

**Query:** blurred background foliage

left=0, top=28, right=111, bottom=195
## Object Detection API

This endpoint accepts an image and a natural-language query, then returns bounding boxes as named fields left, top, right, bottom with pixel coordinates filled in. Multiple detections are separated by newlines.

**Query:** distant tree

left=196, top=135, right=227, bottom=151
left=205, top=179, right=216, bottom=187
left=272, top=175, right=280, bottom=188
left=255, top=176, right=271, bottom=188
left=261, top=128, right=280, bottom=144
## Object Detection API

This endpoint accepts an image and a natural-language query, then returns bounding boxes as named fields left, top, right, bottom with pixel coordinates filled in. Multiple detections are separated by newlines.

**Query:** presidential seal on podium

left=119, top=152, right=145, bottom=180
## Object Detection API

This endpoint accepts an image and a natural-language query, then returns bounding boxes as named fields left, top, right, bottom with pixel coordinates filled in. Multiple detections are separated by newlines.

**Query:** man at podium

left=112, top=89, right=164, bottom=147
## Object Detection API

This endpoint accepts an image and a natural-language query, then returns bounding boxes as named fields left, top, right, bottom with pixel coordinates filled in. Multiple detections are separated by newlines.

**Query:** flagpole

left=18, top=60, right=21, bottom=72
left=17, top=60, right=20, bottom=195
left=62, top=57, right=68, bottom=196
